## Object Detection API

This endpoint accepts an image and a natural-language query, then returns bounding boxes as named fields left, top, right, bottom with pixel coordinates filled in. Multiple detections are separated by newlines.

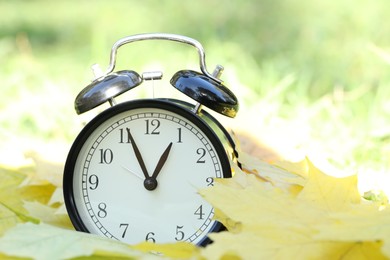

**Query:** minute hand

left=151, top=142, right=173, bottom=180
left=127, top=128, right=150, bottom=179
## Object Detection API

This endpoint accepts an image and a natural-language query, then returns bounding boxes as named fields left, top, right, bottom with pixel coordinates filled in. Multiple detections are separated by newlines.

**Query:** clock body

left=63, top=99, right=232, bottom=246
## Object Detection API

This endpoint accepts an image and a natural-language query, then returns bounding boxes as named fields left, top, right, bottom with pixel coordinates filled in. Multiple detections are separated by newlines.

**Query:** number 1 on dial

left=177, top=128, right=182, bottom=143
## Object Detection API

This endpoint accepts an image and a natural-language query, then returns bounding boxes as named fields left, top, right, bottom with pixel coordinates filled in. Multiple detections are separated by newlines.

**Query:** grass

left=1, top=0, right=390, bottom=184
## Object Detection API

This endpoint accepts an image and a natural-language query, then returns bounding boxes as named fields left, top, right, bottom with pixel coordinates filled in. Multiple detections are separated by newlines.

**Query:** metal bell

left=170, top=70, right=239, bottom=118
left=74, top=70, right=142, bottom=114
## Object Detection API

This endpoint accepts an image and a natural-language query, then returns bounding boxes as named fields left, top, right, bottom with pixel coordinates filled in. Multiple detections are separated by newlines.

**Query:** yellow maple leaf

left=0, top=167, right=39, bottom=235
left=272, top=158, right=310, bottom=179
left=23, top=150, right=64, bottom=187
left=23, top=201, right=73, bottom=229
left=315, top=204, right=390, bottom=257
left=0, top=165, right=57, bottom=235
left=238, top=151, right=306, bottom=194
left=19, top=183, right=56, bottom=205
left=297, top=158, right=361, bottom=212
left=206, top=231, right=386, bottom=259
left=200, top=155, right=388, bottom=259
left=133, top=241, right=201, bottom=259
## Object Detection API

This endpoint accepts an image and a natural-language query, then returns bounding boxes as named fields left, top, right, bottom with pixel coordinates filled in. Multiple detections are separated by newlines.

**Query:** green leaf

left=0, top=223, right=146, bottom=260
left=0, top=167, right=38, bottom=235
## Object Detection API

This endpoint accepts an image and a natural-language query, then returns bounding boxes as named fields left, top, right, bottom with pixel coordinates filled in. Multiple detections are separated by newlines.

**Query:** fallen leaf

left=23, top=148, right=65, bottom=187
left=297, top=158, right=361, bottom=211
left=315, top=204, right=390, bottom=257
left=200, top=156, right=388, bottom=259
left=272, top=157, right=310, bottom=179
left=1, top=143, right=388, bottom=259
left=238, top=151, right=306, bottom=193
left=23, top=201, right=73, bottom=229
left=133, top=241, right=200, bottom=259
left=0, top=167, right=38, bottom=235
left=206, top=231, right=386, bottom=260
left=19, top=183, right=56, bottom=205
left=0, top=223, right=146, bottom=260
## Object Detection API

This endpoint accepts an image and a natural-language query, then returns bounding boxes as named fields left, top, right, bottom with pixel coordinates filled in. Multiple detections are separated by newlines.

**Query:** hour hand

left=151, top=142, right=173, bottom=180
left=143, top=142, right=173, bottom=191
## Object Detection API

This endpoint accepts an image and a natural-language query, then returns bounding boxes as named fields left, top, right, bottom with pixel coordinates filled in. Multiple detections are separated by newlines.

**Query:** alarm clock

left=63, top=33, right=239, bottom=246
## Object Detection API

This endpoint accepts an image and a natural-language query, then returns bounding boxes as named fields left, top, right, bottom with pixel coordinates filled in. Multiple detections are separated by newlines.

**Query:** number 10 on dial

left=64, top=100, right=232, bottom=246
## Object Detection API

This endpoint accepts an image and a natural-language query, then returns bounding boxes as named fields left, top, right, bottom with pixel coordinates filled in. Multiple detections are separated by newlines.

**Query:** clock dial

left=65, top=100, right=230, bottom=245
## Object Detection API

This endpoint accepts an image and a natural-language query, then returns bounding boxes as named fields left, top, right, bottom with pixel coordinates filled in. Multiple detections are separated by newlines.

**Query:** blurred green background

left=1, top=0, right=390, bottom=176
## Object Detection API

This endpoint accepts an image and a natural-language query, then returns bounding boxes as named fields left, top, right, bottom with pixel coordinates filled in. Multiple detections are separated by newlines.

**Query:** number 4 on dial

left=194, top=205, right=205, bottom=220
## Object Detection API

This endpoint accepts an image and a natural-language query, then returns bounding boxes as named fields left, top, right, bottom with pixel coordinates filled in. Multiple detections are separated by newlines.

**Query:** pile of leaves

left=0, top=147, right=389, bottom=259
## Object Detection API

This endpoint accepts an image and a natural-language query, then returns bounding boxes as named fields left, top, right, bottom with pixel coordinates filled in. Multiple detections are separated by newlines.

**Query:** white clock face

left=68, top=103, right=229, bottom=245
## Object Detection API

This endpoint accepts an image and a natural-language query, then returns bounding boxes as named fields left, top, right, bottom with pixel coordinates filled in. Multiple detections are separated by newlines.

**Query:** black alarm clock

left=63, top=33, right=239, bottom=246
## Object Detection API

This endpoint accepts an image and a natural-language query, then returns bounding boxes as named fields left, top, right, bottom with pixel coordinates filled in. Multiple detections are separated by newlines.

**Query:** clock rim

left=63, top=98, right=232, bottom=247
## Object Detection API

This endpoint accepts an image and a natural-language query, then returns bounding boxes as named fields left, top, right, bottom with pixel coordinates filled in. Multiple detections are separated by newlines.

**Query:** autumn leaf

left=0, top=222, right=204, bottom=260
left=0, top=160, right=203, bottom=260
left=133, top=241, right=200, bottom=259
left=238, top=151, right=306, bottom=191
left=1, top=144, right=389, bottom=259
left=200, top=157, right=389, bottom=259
left=0, top=223, right=146, bottom=260
left=23, top=201, right=73, bottom=229
left=206, top=229, right=386, bottom=259
left=315, top=204, right=390, bottom=257
left=0, top=162, right=69, bottom=246
left=23, top=150, right=64, bottom=187
left=200, top=171, right=330, bottom=259
left=272, top=158, right=310, bottom=179
left=297, top=158, right=361, bottom=211
left=0, top=166, right=39, bottom=235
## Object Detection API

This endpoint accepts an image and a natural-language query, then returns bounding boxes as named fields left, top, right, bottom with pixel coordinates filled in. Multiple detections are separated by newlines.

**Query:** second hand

left=121, top=165, right=144, bottom=180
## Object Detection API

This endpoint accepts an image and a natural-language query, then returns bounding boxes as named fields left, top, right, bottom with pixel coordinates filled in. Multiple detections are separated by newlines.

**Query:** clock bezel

left=63, top=98, right=232, bottom=246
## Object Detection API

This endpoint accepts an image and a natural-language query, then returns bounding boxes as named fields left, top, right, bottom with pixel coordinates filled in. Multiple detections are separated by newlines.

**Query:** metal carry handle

left=103, top=33, right=222, bottom=84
